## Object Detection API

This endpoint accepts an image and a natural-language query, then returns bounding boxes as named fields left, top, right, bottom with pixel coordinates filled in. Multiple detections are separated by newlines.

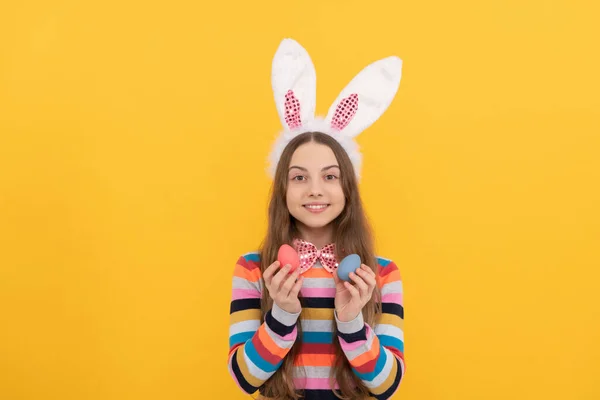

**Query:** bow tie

left=292, top=238, right=338, bottom=274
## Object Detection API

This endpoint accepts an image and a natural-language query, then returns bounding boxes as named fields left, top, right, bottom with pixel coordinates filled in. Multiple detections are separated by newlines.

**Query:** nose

left=308, top=179, right=323, bottom=197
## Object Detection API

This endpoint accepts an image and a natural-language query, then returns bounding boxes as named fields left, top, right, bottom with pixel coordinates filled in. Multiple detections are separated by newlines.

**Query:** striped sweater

left=227, top=251, right=405, bottom=400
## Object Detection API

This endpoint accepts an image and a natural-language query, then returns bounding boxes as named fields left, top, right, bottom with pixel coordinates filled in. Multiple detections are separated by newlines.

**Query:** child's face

left=286, top=141, right=345, bottom=232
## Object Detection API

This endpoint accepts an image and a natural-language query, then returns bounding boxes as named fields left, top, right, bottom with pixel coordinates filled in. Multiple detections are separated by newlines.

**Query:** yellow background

left=1, top=0, right=599, bottom=399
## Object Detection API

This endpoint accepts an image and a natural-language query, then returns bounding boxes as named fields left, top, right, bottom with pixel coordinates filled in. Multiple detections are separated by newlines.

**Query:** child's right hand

left=263, top=261, right=303, bottom=314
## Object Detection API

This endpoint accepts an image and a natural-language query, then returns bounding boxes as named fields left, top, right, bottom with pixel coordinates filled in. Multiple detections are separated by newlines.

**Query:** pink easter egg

left=277, top=244, right=300, bottom=272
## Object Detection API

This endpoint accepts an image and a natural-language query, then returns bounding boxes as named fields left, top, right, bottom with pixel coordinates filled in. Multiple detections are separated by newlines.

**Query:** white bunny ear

left=325, top=56, right=402, bottom=138
left=271, top=39, right=317, bottom=131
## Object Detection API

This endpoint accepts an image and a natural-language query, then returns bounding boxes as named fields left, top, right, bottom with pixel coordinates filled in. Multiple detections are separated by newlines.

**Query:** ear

left=325, top=56, right=402, bottom=137
left=271, top=38, right=317, bottom=131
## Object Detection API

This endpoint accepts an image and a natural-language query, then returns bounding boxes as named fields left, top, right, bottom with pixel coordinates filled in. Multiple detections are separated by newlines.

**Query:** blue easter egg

left=337, top=254, right=361, bottom=281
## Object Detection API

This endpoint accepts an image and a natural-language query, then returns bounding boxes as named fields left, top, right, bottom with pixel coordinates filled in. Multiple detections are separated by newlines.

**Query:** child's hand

left=333, top=264, right=377, bottom=322
left=263, top=261, right=304, bottom=314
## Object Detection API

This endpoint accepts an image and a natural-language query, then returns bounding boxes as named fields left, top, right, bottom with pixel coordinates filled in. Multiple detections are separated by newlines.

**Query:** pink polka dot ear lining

left=267, top=38, right=404, bottom=181
left=331, top=94, right=359, bottom=131
left=284, top=90, right=302, bottom=129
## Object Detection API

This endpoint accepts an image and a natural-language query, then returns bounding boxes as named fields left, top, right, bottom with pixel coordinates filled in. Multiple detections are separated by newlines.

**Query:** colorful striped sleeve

left=227, top=252, right=301, bottom=395
left=334, top=258, right=405, bottom=400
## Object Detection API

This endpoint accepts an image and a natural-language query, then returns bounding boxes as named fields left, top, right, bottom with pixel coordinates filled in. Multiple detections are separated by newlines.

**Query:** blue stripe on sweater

left=244, top=338, right=281, bottom=373
left=243, top=252, right=260, bottom=262
left=379, top=334, right=404, bottom=353
left=302, top=331, right=334, bottom=344
left=352, top=344, right=388, bottom=381
left=229, top=331, right=254, bottom=348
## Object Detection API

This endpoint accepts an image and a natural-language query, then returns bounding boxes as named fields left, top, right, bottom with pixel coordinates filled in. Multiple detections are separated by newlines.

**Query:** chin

left=298, top=218, right=335, bottom=229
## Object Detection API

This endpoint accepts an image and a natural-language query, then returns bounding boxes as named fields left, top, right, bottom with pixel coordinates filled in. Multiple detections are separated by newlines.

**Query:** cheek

left=337, top=196, right=346, bottom=209
left=332, top=186, right=345, bottom=204
left=286, top=186, right=302, bottom=204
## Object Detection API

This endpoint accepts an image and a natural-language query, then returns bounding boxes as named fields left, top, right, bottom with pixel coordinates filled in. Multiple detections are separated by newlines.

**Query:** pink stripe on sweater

left=293, top=377, right=339, bottom=390
left=339, top=326, right=374, bottom=352
left=301, top=287, right=336, bottom=298
left=231, top=289, right=261, bottom=300
left=340, top=338, right=368, bottom=352
left=280, top=327, right=297, bottom=341
left=382, top=292, right=403, bottom=304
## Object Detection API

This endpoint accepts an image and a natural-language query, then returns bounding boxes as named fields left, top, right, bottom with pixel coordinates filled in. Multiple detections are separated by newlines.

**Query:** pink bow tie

left=292, top=239, right=338, bottom=274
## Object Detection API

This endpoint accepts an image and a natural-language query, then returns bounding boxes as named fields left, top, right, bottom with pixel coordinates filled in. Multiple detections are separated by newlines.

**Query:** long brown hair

left=257, top=132, right=381, bottom=400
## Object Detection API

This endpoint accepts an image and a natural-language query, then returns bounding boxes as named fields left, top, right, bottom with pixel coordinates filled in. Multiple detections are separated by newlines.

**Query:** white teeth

left=305, top=204, right=327, bottom=210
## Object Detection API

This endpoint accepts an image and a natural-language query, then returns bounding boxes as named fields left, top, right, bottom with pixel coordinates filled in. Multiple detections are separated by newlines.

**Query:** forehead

left=289, top=141, right=338, bottom=167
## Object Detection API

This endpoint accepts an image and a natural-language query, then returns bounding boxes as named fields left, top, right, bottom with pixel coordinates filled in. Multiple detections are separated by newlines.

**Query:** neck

left=295, top=222, right=334, bottom=249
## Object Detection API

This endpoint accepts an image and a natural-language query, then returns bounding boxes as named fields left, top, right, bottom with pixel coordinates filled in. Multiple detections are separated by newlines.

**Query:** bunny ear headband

left=268, top=38, right=403, bottom=180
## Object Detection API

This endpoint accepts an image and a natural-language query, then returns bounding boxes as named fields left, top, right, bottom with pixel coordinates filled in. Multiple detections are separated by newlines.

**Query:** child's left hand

left=333, top=264, right=377, bottom=322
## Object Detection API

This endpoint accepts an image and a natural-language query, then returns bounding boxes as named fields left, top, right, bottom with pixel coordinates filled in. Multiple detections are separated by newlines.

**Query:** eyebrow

left=289, top=165, right=340, bottom=172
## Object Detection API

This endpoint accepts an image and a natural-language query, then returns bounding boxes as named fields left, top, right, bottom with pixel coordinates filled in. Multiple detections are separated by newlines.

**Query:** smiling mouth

left=303, top=204, right=329, bottom=212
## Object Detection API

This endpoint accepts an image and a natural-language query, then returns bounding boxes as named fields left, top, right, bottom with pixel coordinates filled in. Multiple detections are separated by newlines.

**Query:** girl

left=227, top=39, right=405, bottom=400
